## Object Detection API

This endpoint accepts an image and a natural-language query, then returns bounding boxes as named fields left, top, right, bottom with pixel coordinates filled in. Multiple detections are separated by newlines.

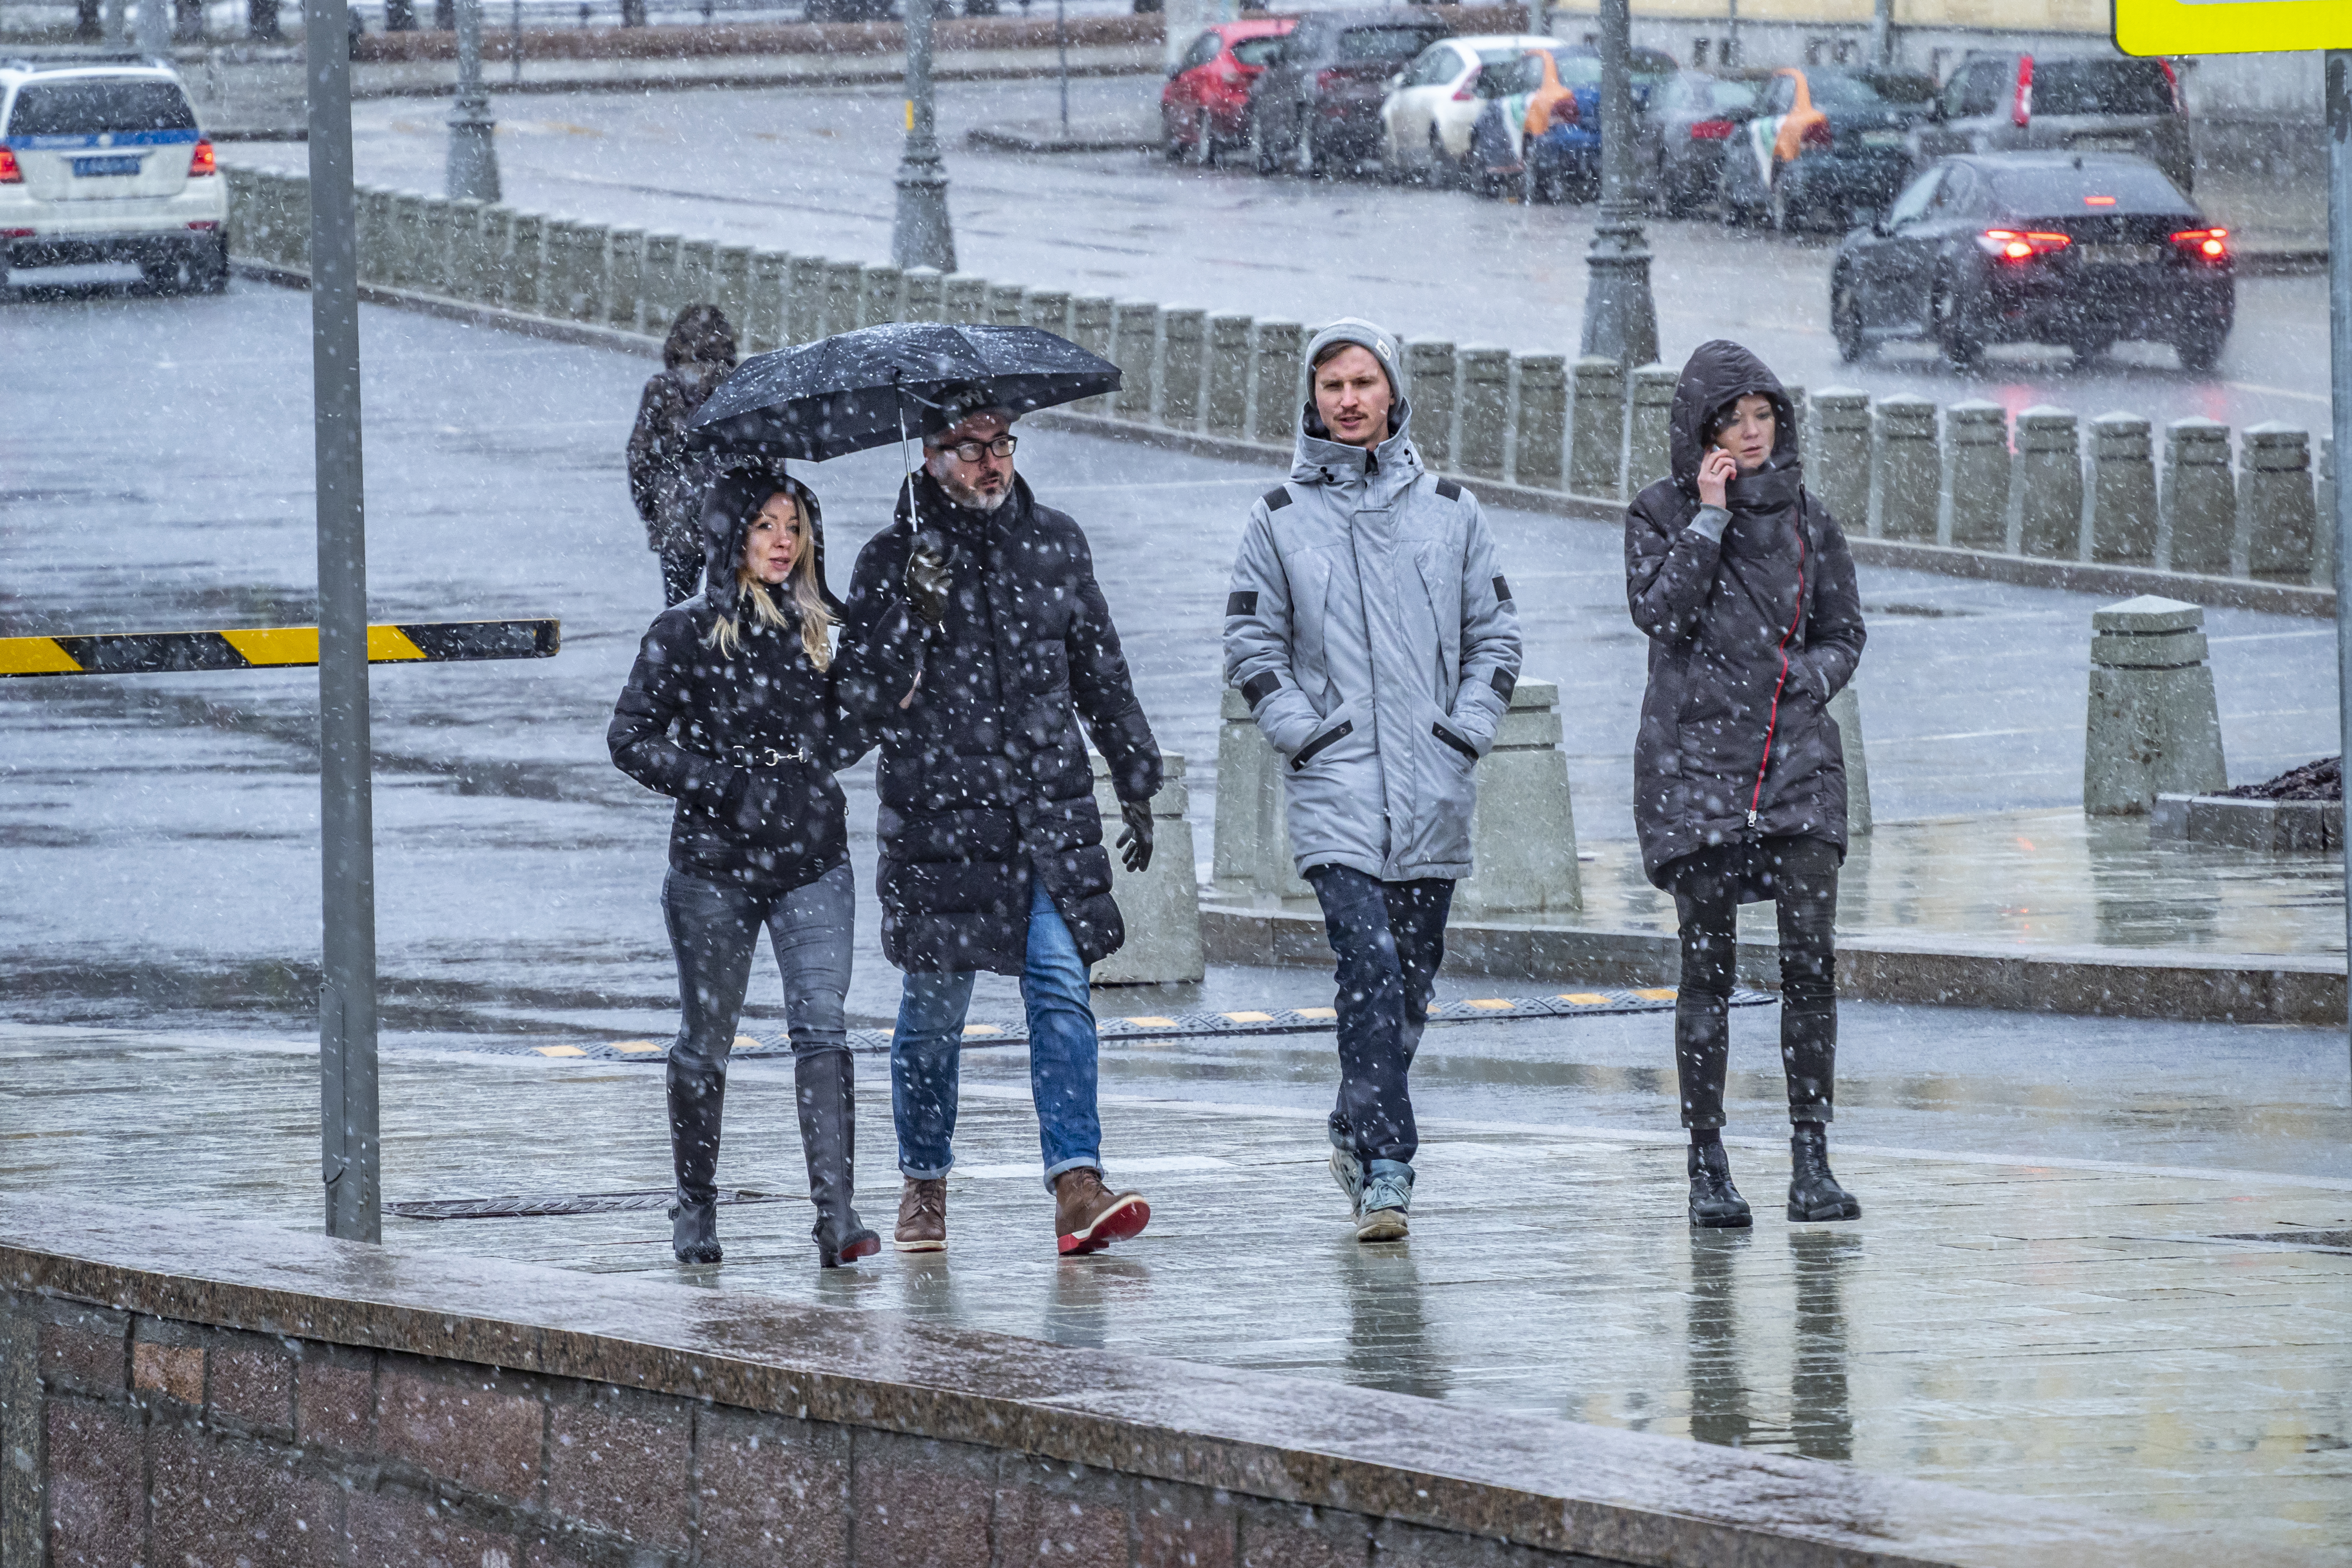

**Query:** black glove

left=904, top=531, right=951, bottom=627
left=1117, top=797, right=1154, bottom=874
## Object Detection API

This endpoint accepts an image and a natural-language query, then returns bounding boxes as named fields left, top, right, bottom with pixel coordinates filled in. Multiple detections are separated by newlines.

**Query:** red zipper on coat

left=1745, top=527, right=1807, bottom=830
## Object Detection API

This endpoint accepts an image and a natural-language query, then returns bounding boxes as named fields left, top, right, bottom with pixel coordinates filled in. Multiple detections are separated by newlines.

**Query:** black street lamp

left=446, top=0, right=501, bottom=203
left=1578, top=0, right=1659, bottom=367
left=892, top=0, right=957, bottom=272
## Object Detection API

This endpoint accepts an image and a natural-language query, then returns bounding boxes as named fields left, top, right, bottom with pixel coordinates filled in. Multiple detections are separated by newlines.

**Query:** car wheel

left=1931, top=278, right=1983, bottom=369
left=1291, top=112, right=1319, bottom=177
left=1716, top=161, right=1751, bottom=226
left=194, top=237, right=230, bottom=295
left=1249, top=110, right=1278, bottom=175
left=1768, top=172, right=1799, bottom=234
left=139, top=254, right=186, bottom=293
left=2176, top=326, right=2226, bottom=373
left=1832, top=279, right=1865, bottom=364
left=1186, top=108, right=1216, bottom=167
left=1425, top=126, right=1452, bottom=190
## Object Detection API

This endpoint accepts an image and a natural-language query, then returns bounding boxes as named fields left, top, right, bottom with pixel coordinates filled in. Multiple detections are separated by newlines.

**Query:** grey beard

left=950, top=483, right=1013, bottom=512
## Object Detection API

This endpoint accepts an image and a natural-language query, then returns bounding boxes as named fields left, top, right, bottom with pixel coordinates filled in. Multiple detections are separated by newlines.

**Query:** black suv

left=1911, top=51, right=2191, bottom=194
left=1248, top=8, right=1452, bottom=176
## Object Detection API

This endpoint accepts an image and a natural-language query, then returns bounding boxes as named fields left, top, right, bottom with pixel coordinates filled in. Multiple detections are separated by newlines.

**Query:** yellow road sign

left=2115, top=0, right=2352, bottom=56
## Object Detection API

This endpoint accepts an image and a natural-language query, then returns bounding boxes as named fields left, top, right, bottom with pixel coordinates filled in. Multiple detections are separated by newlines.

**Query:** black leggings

left=1667, top=835, right=1837, bottom=1130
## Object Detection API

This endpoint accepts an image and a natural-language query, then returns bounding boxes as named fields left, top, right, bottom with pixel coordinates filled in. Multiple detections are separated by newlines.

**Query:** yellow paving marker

left=609, top=1040, right=662, bottom=1054
left=733, top=1034, right=761, bottom=1049
left=1634, top=988, right=1678, bottom=1001
left=1560, top=992, right=1610, bottom=1005
left=534, top=1045, right=587, bottom=1058
left=962, top=1024, right=1003, bottom=1037
left=1222, top=1010, right=1274, bottom=1023
left=1123, top=1016, right=1179, bottom=1027
left=1465, top=999, right=1514, bottom=1010
left=0, top=637, right=83, bottom=676
left=1296, top=1007, right=1338, bottom=1019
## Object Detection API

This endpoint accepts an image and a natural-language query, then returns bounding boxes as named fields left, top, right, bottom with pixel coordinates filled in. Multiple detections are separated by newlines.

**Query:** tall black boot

left=1788, top=1122, right=1861, bottom=1222
left=666, top=1056, right=726, bottom=1264
left=796, top=1049, right=880, bottom=1268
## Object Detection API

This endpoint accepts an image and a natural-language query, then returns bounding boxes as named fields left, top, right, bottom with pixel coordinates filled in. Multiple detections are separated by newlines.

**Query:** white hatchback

left=0, top=59, right=228, bottom=292
left=1380, top=34, right=1562, bottom=183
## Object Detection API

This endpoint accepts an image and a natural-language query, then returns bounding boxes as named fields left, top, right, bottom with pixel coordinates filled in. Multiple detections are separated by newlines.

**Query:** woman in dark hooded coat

left=608, top=464, right=921, bottom=1268
left=627, top=304, right=739, bottom=607
left=1624, top=340, right=1867, bottom=1230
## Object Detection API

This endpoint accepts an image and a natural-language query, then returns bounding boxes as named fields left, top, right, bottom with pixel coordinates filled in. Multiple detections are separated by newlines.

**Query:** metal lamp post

left=446, top=0, right=501, bottom=202
left=892, top=0, right=956, bottom=272
left=1578, top=0, right=1658, bottom=367
left=2330, top=50, right=2351, bottom=1088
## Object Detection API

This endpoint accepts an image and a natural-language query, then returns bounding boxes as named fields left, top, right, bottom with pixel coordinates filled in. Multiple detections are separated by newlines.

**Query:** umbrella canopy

left=686, top=323, right=1122, bottom=462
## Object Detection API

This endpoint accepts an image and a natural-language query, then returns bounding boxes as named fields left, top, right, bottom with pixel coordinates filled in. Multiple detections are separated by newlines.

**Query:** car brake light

left=2157, top=58, right=2181, bottom=113
left=1688, top=118, right=1734, bottom=140
left=1977, top=228, right=2071, bottom=262
left=189, top=138, right=216, bottom=176
left=2171, top=226, right=2229, bottom=261
left=0, top=146, right=19, bottom=184
left=1317, top=68, right=1345, bottom=92
left=2012, top=54, right=2033, bottom=127
left=2083, top=195, right=2116, bottom=206
left=1800, top=118, right=1833, bottom=151
left=1453, top=67, right=1480, bottom=101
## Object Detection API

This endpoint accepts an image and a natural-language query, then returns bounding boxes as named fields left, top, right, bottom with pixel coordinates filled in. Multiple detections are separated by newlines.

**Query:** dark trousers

left=659, top=542, right=702, bottom=608
left=1667, top=835, right=1838, bottom=1129
left=1307, top=866, right=1454, bottom=1166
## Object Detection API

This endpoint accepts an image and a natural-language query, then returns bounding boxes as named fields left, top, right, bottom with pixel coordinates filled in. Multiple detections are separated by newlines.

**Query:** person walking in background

left=609, top=462, right=921, bottom=1269
left=836, top=392, right=1162, bottom=1259
left=627, top=304, right=740, bottom=608
left=1625, top=339, right=1867, bottom=1231
left=1222, top=319, right=1522, bottom=1243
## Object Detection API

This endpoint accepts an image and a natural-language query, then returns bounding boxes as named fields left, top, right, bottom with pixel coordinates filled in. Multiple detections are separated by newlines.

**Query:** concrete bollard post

left=1827, top=684, right=1871, bottom=836
left=676, top=240, right=718, bottom=315
left=1457, top=346, right=1510, bottom=480
left=1941, top=399, right=2009, bottom=549
left=784, top=254, right=828, bottom=343
left=942, top=272, right=988, bottom=323
left=1625, top=363, right=1676, bottom=496
left=1211, top=688, right=1311, bottom=902
left=261, top=171, right=295, bottom=267
left=1111, top=301, right=1159, bottom=423
left=745, top=249, right=789, bottom=351
left=900, top=265, right=944, bottom=324
left=1813, top=387, right=1870, bottom=532
left=1457, top=680, right=1582, bottom=915
left=1159, top=307, right=1207, bottom=430
left=388, top=191, right=426, bottom=290
left=1871, top=394, right=1938, bottom=542
left=1565, top=355, right=1622, bottom=497
left=473, top=206, right=514, bottom=306
left=2088, top=412, right=2158, bottom=566
left=1089, top=753, right=1205, bottom=985
left=1071, top=294, right=1114, bottom=412
left=1404, top=338, right=1456, bottom=469
left=2239, top=422, right=2318, bottom=582
left=568, top=221, right=608, bottom=323
left=1207, top=314, right=1253, bottom=436
left=1252, top=320, right=1306, bottom=446
left=857, top=262, right=903, bottom=327
left=239, top=168, right=272, bottom=262
left=640, top=232, right=681, bottom=331
left=2011, top=407, right=2082, bottom=559
left=444, top=198, right=487, bottom=302
left=823, top=258, right=863, bottom=337
left=2083, top=595, right=2227, bottom=815
left=713, top=243, right=754, bottom=333
left=987, top=282, right=1025, bottom=326
left=1508, top=353, right=1566, bottom=492
left=502, top=211, right=545, bottom=315
left=2162, top=417, right=2234, bottom=576
left=1020, top=287, right=1072, bottom=336
left=418, top=196, right=455, bottom=296
left=543, top=219, right=582, bottom=318
left=603, top=226, right=645, bottom=332
left=360, top=187, right=397, bottom=285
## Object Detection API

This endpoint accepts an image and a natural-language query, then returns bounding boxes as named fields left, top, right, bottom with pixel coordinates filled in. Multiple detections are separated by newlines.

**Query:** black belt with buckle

left=728, top=744, right=812, bottom=769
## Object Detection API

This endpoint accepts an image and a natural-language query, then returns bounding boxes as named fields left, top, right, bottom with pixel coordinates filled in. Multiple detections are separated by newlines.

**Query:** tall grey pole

left=2329, top=51, right=2351, bottom=1085
left=1056, top=0, right=1069, bottom=137
left=892, top=0, right=956, bottom=272
left=1578, top=0, right=1658, bottom=367
left=1867, top=0, right=1893, bottom=67
left=307, top=0, right=382, bottom=1244
left=134, top=0, right=169, bottom=54
left=446, top=0, right=500, bottom=202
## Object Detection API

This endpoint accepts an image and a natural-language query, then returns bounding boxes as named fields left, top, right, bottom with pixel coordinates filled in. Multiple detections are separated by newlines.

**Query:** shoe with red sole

left=1054, top=1167, right=1149, bottom=1255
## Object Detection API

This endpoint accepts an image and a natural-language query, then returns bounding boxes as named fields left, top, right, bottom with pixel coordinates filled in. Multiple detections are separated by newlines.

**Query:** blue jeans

left=890, top=875, right=1103, bottom=1191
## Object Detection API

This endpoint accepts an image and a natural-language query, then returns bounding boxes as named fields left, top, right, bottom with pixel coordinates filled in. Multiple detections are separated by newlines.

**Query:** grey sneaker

left=1355, top=1159, right=1413, bottom=1243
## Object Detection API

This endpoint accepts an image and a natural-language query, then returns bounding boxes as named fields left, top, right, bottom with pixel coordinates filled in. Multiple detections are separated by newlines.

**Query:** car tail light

left=189, top=138, right=216, bottom=177
left=1976, top=228, right=2071, bottom=262
left=1800, top=118, right=1833, bottom=151
left=2171, top=226, right=2229, bottom=262
left=1453, top=67, right=1480, bottom=101
left=1688, top=118, right=1734, bottom=140
left=2012, top=54, right=2033, bottom=127
left=2082, top=194, right=2117, bottom=206
left=2158, top=58, right=2181, bottom=113
left=0, top=146, right=20, bottom=184
left=1317, top=68, right=1345, bottom=93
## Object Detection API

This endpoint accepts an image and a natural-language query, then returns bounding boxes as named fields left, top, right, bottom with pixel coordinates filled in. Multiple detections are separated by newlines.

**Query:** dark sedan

left=1643, top=69, right=1765, bottom=216
left=1247, top=8, right=1451, bottom=176
left=1829, top=152, right=2234, bottom=370
left=1719, top=66, right=1936, bottom=231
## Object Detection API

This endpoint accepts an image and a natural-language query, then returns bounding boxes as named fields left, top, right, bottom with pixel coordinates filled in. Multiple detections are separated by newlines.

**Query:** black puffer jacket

left=1624, top=340, right=1867, bottom=887
left=838, top=470, right=1161, bottom=975
left=609, top=470, right=919, bottom=893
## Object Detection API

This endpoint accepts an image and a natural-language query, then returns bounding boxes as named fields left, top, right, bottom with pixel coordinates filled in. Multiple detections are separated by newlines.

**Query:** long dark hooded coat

left=838, top=470, right=1162, bottom=975
left=1624, top=340, right=1867, bottom=887
left=608, top=470, right=918, bottom=893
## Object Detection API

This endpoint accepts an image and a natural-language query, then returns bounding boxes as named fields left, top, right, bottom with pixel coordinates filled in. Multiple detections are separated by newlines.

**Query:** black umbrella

left=686, top=323, right=1122, bottom=462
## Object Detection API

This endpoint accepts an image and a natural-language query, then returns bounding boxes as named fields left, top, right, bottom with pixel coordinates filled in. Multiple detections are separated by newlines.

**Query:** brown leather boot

left=893, top=1177, right=947, bottom=1252
left=1053, top=1167, right=1149, bottom=1256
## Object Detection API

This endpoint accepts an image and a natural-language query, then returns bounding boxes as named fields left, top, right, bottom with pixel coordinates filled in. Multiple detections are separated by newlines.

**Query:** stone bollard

left=1457, top=346, right=1510, bottom=480
left=900, top=265, right=944, bottom=325
left=2083, top=595, right=2226, bottom=815
left=1071, top=294, right=1113, bottom=412
left=1253, top=320, right=1305, bottom=446
left=1456, top=680, right=1581, bottom=916
left=2239, top=422, right=2318, bottom=582
left=988, top=282, right=1025, bottom=326
left=1813, top=388, right=1871, bottom=532
left=823, top=259, right=863, bottom=337
left=1211, top=688, right=1311, bottom=902
left=1827, top=684, right=1871, bottom=836
left=640, top=232, right=681, bottom=331
left=2162, top=417, right=2234, bottom=575
left=1784, top=385, right=1808, bottom=452
left=388, top=191, right=426, bottom=290
left=571, top=223, right=612, bottom=323
left=540, top=220, right=585, bottom=321
left=1565, top=355, right=1622, bottom=497
left=2011, top=407, right=2082, bottom=559
left=1405, top=338, right=1456, bottom=469
left=785, top=254, right=828, bottom=343
left=1159, top=307, right=1207, bottom=430
left=745, top=249, right=789, bottom=351
left=1111, top=301, right=1158, bottom=423
left=714, top=243, right=754, bottom=333
left=2088, top=412, right=2158, bottom=566
left=445, top=199, right=487, bottom=303
left=474, top=207, right=515, bottom=307
left=604, top=227, right=646, bottom=333
left=1941, top=400, right=2009, bottom=549
left=1089, top=753, right=1205, bottom=985
left=359, top=187, right=397, bottom=285
left=1626, top=363, right=1676, bottom=496
left=1871, top=394, right=1938, bottom=542
left=502, top=211, right=545, bottom=315
left=1207, top=314, right=1252, bottom=437
left=1021, top=287, right=1072, bottom=336
left=1510, top=353, right=1565, bottom=491
left=942, top=272, right=988, bottom=323
left=677, top=239, right=717, bottom=316
left=418, top=197, right=455, bottom=296
left=858, top=262, right=903, bottom=327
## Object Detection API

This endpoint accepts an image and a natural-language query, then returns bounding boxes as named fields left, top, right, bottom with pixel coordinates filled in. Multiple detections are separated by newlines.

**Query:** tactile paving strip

left=520, top=987, right=1774, bottom=1063
left=386, top=1188, right=787, bottom=1221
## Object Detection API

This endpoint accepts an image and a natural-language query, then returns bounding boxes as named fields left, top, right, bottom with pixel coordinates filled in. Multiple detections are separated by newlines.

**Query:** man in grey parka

left=1222, top=319, right=1522, bottom=1241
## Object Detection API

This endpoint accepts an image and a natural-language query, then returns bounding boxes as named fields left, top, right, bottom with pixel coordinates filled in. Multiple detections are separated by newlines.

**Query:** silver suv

left=0, top=58, right=228, bottom=292
left=1910, top=51, right=2192, bottom=195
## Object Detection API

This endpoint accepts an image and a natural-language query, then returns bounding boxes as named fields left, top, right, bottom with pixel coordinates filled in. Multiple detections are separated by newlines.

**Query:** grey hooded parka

left=1222, top=324, right=1523, bottom=883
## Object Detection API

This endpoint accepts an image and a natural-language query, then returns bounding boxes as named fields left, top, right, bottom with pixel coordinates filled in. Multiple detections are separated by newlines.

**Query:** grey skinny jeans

left=664, top=861, right=855, bottom=1078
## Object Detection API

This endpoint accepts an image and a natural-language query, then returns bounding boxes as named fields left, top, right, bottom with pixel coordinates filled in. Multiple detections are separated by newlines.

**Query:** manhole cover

left=2215, top=1230, right=2352, bottom=1254
left=385, top=1188, right=786, bottom=1221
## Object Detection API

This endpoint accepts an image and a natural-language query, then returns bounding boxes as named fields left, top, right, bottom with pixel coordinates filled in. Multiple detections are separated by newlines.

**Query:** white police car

left=0, top=57, right=227, bottom=292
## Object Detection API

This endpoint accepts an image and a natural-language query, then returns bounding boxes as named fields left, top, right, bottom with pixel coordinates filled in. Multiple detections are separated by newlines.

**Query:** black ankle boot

left=1787, top=1123, right=1861, bottom=1222
left=669, top=1191, right=722, bottom=1264
left=1687, top=1142, right=1753, bottom=1229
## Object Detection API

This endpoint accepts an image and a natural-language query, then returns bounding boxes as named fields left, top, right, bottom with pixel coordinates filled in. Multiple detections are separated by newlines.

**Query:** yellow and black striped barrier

left=0, top=619, right=559, bottom=679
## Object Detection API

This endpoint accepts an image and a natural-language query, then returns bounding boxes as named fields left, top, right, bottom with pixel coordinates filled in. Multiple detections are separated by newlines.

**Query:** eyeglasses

left=936, top=435, right=1017, bottom=463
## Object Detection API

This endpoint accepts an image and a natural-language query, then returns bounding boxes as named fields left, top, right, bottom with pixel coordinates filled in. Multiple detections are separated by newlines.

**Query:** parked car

left=1377, top=34, right=1558, bottom=185
left=1247, top=7, right=1453, bottom=177
left=1911, top=51, right=2191, bottom=194
left=1717, top=66, right=1936, bottom=231
left=1828, top=152, right=2232, bottom=370
left=0, top=59, right=226, bottom=293
left=1163, top=17, right=1297, bottom=166
left=1465, top=43, right=1675, bottom=202
left=1642, top=69, right=1765, bottom=217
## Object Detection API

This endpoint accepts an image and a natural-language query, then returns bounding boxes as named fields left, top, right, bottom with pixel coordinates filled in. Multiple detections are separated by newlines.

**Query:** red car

left=1162, top=18, right=1297, bottom=166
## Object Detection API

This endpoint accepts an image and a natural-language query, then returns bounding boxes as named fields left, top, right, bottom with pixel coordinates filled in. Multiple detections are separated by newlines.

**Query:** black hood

left=1668, top=339, right=1801, bottom=513
left=697, top=462, right=844, bottom=615
left=664, top=304, right=737, bottom=372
